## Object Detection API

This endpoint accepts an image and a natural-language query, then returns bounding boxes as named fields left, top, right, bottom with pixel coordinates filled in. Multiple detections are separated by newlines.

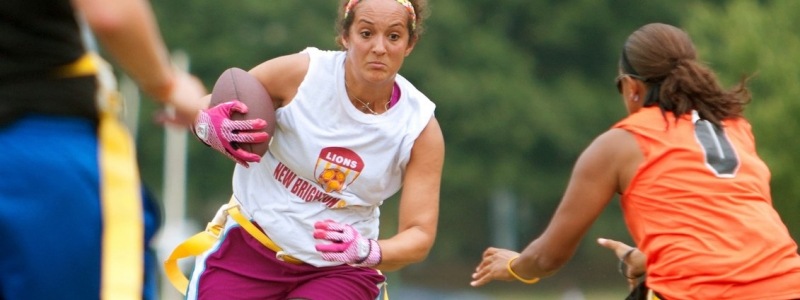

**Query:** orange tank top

left=614, top=107, right=800, bottom=300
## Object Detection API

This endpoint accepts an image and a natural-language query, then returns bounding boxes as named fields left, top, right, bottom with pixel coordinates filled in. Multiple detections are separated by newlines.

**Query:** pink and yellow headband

left=344, top=0, right=417, bottom=30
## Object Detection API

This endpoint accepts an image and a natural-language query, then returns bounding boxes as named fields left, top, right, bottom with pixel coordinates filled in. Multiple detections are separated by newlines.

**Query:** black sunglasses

left=615, top=74, right=647, bottom=94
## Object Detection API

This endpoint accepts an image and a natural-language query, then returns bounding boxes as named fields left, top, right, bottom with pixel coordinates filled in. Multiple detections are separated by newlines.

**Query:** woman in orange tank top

left=470, top=23, right=800, bottom=300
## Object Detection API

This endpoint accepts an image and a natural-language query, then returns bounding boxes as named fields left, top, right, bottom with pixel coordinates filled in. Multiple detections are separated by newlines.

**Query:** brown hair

left=335, top=0, right=428, bottom=49
left=621, top=23, right=751, bottom=127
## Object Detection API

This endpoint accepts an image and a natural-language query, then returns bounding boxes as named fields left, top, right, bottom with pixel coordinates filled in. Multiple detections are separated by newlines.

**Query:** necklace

left=345, top=81, right=389, bottom=115
left=352, top=94, right=389, bottom=115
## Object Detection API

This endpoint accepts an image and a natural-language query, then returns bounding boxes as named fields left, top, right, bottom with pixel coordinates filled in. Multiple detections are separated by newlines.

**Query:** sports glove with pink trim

left=193, top=100, right=268, bottom=167
left=313, top=220, right=382, bottom=267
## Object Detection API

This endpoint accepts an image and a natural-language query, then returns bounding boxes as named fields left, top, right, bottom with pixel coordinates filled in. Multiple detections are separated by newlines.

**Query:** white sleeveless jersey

left=231, top=47, right=436, bottom=267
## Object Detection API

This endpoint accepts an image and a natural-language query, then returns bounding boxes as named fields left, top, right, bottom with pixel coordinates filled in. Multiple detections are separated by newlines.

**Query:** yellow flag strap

left=54, top=53, right=99, bottom=78
left=226, top=201, right=303, bottom=265
left=379, top=279, right=390, bottom=300
left=98, top=111, right=144, bottom=300
left=60, top=52, right=143, bottom=300
left=163, top=196, right=391, bottom=299
left=164, top=196, right=302, bottom=295
left=648, top=289, right=663, bottom=300
left=163, top=225, right=224, bottom=295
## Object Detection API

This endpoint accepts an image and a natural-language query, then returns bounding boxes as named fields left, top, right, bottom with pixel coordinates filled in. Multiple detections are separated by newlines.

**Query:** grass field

left=387, top=261, right=633, bottom=300
left=387, top=284, right=630, bottom=300
left=490, top=287, right=629, bottom=300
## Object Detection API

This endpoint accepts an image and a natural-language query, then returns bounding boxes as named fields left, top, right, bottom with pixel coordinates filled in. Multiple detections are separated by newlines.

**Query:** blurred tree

left=136, top=0, right=797, bottom=293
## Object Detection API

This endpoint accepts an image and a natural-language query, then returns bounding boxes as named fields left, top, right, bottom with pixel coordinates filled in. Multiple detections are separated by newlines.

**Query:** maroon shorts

left=189, top=225, right=386, bottom=300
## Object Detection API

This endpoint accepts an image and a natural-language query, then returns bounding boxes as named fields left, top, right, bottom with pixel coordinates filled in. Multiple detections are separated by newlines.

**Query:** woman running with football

left=185, top=0, right=443, bottom=299
left=470, top=23, right=800, bottom=300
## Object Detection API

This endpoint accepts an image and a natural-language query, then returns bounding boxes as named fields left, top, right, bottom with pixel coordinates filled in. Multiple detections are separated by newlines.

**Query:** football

left=209, top=67, right=276, bottom=157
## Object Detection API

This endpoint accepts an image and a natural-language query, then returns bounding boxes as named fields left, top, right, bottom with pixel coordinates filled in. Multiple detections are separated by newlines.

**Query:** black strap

left=624, top=280, right=668, bottom=300
left=625, top=280, right=649, bottom=300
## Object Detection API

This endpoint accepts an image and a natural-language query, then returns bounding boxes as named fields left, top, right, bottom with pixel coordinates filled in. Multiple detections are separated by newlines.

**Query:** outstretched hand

left=193, top=100, right=268, bottom=167
left=597, top=237, right=647, bottom=290
left=470, top=247, right=519, bottom=287
left=154, top=69, right=208, bottom=127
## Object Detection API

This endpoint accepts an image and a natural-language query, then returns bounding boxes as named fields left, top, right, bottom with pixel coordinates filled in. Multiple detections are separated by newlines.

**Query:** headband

left=344, top=0, right=417, bottom=30
left=621, top=46, right=662, bottom=106
left=620, top=47, right=639, bottom=77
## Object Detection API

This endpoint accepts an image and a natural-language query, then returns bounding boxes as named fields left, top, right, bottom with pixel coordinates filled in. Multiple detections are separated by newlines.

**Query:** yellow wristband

left=507, top=256, right=540, bottom=284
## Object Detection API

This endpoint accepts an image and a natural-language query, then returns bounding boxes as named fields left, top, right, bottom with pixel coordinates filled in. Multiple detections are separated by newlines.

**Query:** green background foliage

left=129, top=0, right=799, bottom=296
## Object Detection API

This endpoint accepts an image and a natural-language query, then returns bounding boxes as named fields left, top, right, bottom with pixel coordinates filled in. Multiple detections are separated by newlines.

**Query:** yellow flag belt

left=60, top=53, right=144, bottom=300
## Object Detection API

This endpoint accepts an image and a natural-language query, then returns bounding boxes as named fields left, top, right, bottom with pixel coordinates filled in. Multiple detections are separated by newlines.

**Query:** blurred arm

left=72, top=0, right=206, bottom=125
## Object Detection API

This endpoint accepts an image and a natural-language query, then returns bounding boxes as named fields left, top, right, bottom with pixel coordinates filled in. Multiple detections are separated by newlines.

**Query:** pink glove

left=193, top=100, right=268, bottom=166
left=313, top=220, right=381, bottom=267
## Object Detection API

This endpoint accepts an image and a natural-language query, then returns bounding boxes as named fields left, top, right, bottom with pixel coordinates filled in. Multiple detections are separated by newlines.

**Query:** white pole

left=120, top=75, right=140, bottom=139
left=155, top=50, right=197, bottom=300
left=162, top=50, right=189, bottom=248
left=490, top=187, right=518, bottom=250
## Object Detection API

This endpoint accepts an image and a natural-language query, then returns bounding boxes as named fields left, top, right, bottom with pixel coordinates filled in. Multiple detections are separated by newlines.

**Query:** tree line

left=131, top=0, right=799, bottom=290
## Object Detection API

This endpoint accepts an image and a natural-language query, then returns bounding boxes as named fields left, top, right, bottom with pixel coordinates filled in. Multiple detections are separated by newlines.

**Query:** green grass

left=490, top=287, right=629, bottom=300
left=383, top=280, right=630, bottom=300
